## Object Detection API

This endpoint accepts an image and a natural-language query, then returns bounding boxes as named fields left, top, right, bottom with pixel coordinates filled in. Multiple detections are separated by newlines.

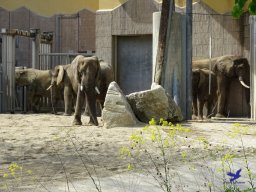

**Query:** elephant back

left=212, top=55, right=243, bottom=77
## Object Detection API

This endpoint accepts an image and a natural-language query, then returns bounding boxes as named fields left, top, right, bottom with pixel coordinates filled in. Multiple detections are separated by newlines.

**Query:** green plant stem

left=69, top=136, right=102, bottom=192
left=240, top=135, right=255, bottom=190
left=52, top=145, right=71, bottom=192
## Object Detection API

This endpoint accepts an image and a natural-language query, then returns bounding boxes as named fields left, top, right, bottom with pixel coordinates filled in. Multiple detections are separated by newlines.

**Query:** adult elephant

left=49, top=58, right=113, bottom=117
left=15, top=68, right=63, bottom=113
left=48, top=63, right=77, bottom=116
left=84, top=59, right=114, bottom=116
left=192, top=55, right=237, bottom=69
left=48, top=55, right=113, bottom=126
left=212, top=55, right=250, bottom=117
left=192, top=68, right=217, bottom=120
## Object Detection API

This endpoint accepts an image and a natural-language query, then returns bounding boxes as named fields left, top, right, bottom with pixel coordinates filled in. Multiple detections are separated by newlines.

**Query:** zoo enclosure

left=0, top=28, right=91, bottom=113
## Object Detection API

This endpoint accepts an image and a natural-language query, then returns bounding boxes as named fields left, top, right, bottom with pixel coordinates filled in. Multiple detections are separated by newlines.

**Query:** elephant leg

left=95, top=100, right=103, bottom=117
left=86, top=90, right=98, bottom=126
left=64, top=86, right=73, bottom=116
left=206, top=99, right=214, bottom=118
left=32, top=96, right=40, bottom=113
left=192, top=95, right=198, bottom=120
left=245, top=89, right=251, bottom=117
left=198, top=100, right=204, bottom=120
left=73, top=88, right=85, bottom=125
left=216, top=76, right=229, bottom=117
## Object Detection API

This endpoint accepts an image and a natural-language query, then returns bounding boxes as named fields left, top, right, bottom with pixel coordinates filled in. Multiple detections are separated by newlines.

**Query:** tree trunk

left=154, top=0, right=172, bottom=84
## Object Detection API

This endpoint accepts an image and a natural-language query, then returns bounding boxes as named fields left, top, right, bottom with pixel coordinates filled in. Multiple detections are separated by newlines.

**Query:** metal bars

left=1, top=33, right=15, bottom=113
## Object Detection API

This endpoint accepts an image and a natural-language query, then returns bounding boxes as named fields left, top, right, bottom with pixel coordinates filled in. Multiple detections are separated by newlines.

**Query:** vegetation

left=1, top=120, right=256, bottom=191
left=121, top=120, right=256, bottom=192
left=232, top=0, right=256, bottom=18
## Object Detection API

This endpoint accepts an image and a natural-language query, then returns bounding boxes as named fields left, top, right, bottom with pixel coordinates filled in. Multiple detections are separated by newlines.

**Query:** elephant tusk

left=95, top=86, right=100, bottom=94
left=80, top=85, right=84, bottom=91
left=46, top=84, right=53, bottom=91
left=239, top=80, right=250, bottom=89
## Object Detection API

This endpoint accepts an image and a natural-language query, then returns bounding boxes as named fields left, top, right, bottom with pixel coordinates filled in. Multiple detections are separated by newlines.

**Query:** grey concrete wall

left=243, top=12, right=250, bottom=59
left=96, top=0, right=160, bottom=66
left=191, top=2, right=243, bottom=59
left=95, top=10, right=113, bottom=65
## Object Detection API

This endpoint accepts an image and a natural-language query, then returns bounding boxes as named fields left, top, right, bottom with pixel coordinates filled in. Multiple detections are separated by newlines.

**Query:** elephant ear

left=56, top=65, right=64, bottom=85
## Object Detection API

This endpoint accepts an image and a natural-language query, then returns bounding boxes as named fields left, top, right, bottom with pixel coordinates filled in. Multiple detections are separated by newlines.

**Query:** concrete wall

left=242, top=12, right=250, bottom=59
left=190, top=2, right=250, bottom=117
left=96, top=0, right=160, bottom=66
left=0, top=7, right=95, bottom=68
left=192, top=2, right=243, bottom=59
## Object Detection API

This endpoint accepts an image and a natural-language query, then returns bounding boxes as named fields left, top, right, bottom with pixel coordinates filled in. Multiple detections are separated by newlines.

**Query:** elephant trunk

left=50, top=86, right=56, bottom=114
left=238, top=76, right=250, bottom=89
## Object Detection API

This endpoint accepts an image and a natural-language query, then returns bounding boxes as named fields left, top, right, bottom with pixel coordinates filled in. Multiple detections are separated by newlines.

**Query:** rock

left=126, top=84, right=183, bottom=123
left=102, top=82, right=138, bottom=128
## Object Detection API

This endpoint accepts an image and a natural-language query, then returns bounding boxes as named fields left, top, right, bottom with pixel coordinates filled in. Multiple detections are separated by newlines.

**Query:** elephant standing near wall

left=49, top=58, right=113, bottom=117
left=48, top=63, right=77, bottom=116
left=48, top=55, right=113, bottom=126
left=15, top=68, right=63, bottom=113
left=84, top=59, right=114, bottom=116
left=212, top=56, right=250, bottom=117
left=192, top=55, right=250, bottom=118
left=192, top=68, right=217, bottom=120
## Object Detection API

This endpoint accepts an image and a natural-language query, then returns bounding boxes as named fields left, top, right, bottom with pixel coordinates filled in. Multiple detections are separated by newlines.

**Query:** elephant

left=192, top=55, right=238, bottom=70
left=212, top=55, right=250, bottom=117
left=84, top=59, right=114, bottom=116
left=15, top=68, right=63, bottom=113
left=49, top=58, right=113, bottom=117
left=192, top=68, right=217, bottom=120
left=48, top=63, right=77, bottom=116
left=48, top=55, right=113, bottom=126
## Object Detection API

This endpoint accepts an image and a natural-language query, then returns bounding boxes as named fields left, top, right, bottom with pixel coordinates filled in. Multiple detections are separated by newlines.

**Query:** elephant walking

left=48, top=55, right=113, bottom=126
left=192, top=68, right=217, bottom=120
left=84, top=59, right=114, bottom=116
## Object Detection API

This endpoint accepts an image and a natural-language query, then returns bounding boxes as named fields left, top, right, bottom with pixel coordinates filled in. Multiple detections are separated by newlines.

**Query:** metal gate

left=0, top=37, right=2, bottom=112
left=116, top=35, right=152, bottom=95
left=39, top=53, right=92, bottom=70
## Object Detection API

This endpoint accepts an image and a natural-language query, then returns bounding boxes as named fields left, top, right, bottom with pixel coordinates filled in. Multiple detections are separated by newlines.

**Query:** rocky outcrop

left=126, top=84, right=183, bottom=123
left=102, top=82, right=138, bottom=128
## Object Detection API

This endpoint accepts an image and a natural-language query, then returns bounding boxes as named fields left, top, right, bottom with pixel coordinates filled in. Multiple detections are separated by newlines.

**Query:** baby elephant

left=192, top=68, right=217, bottom=120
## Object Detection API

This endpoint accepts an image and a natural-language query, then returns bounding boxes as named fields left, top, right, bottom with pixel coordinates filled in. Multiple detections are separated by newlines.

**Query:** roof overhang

left=0, top=0, right=248, bottom=17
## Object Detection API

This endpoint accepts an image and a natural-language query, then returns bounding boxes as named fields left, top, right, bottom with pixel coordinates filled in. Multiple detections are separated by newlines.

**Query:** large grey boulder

left=102, top=82, right=138, bottom=128
left=126, top=84, right=183, bottom=123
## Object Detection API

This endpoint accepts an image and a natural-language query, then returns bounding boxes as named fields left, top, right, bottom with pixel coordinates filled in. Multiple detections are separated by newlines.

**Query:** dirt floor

left=0, top=114, right=256, bottom=192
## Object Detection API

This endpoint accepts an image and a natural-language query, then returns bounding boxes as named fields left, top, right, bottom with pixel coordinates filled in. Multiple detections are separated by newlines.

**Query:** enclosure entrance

left=191, top=5, right=250, bottom=119
left=0, top=28, right=53, bottom=113
left=116, top=35, right=152, bottom=95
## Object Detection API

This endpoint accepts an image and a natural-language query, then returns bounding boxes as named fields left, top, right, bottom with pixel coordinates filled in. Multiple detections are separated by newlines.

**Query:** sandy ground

left=0, top=114, right=256, bottom=192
